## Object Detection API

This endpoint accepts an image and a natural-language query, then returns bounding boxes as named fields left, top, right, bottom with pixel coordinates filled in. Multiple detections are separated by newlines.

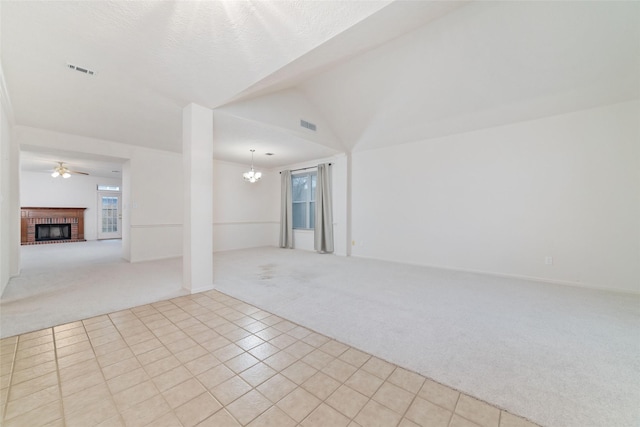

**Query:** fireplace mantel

left=21, top=207, right=87, bottom=245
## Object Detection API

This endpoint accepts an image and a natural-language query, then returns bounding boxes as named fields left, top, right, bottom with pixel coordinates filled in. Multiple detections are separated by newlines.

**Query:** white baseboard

left=349, top=254, right=640, bottom=296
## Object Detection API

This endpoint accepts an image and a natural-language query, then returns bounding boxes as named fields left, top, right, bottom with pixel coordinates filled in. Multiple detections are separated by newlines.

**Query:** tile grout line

left=208, top=295, right=276, bottom=426
left=1, top=337, right=18, bottom=424
left=126, top=303, right=188, bottom=426
left=453, top=393, right=505, bottom=427
left=51, top=328, right=68, bottom=427
left=85, top=314, right=130, bottom=426
left=449, top=392, right=463, bottom=427
left=396, top=368, right=421, bottom=426
left=213, top=293, right=433, bottom=427
left=103, top=310, right=160, bottom=424
left=349, top=365, right=396, bottom=425
left=197, top=296, right=303, bottom=425
left=151, top=296, right=436, bottom=427
left=227, top=297, right=331, bottom=421
left=209, top=296, right=288, bottom=425
left=132, top=298, right=238, bottom=426
left=303, top=360, right=390, bottom=423
left=163, top=300, right=231, bottom=426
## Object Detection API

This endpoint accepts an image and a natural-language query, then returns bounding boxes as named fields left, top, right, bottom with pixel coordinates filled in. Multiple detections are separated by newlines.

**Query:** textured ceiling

left=2, top=1, right=639, bottom=174
left=297, top=1, right=640, bottom=152
left=1, top=0, right=392, bottom=158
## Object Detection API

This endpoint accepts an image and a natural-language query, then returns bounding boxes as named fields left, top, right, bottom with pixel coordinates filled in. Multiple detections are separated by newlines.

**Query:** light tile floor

left=0, top=290, right=540, bottom=427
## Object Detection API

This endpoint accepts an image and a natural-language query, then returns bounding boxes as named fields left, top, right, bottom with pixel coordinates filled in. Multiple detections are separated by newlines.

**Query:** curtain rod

left=279, top=163, right=331, bottom=174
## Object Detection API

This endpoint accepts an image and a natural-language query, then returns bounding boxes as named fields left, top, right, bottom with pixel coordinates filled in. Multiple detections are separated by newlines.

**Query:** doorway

left=97, top=191, right=122, bottom=239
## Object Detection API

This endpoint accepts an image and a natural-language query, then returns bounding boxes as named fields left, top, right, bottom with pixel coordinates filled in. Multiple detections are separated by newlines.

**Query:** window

left=292, top=172, right=316, bottom=229
left=97, top=185, right=120, bottom=191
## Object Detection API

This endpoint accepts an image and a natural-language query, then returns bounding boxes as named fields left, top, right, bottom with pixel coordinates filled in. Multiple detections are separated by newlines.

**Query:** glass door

left=97, top=191, right=122, bottom=239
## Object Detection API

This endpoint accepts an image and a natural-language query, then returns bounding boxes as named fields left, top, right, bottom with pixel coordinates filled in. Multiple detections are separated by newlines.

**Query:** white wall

left=351, top=101, right=640, bottom=293
left=0, top=62, right=20, bottom=296
left=0, top=90, right=10, bottom=293
left=128, top=150, right=183, bottom=262
left=15, top=126, right=183, bottom=262
left=0, top=88, right=14, bottom=294
left=14, top=126, right=283, bottom=264
left=213, top=160, right=279, bottom=252
left=20, top=172, right=121, bottom=241
left=121, top=160, right=131, bottom=261
left=129, top=156, right=282, bottom=259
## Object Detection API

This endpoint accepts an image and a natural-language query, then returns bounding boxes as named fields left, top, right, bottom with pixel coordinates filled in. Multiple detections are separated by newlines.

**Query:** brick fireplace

left=21, top=207, right=87, bottom=245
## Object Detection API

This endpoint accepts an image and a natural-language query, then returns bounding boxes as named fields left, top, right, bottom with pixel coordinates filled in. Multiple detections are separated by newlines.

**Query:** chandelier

left=243, top=149, right=262, bottom=183
left=51, top=162, right=71, bottom=178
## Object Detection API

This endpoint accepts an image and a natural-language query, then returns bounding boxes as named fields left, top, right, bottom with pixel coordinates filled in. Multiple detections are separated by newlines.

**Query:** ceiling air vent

left=67, top=63, right=96, bottom=76
left=300, top=119, right=317, bottom=132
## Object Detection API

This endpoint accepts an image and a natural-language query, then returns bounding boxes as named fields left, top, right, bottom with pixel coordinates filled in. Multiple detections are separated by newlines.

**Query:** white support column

left=183, top=103, right=214, bottom=293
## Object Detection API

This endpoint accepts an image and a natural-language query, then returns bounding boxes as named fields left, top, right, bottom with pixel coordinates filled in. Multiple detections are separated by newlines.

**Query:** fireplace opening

left=36, top=224, right=71, bottom=241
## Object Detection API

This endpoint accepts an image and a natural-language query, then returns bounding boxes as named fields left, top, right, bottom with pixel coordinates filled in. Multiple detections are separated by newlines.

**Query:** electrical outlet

left=545, top=256, right=553, bottom=265
left=352, top=240, right=355, bottom=246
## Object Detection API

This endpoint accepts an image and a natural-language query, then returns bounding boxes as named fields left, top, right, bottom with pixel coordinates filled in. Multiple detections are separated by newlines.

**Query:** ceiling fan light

left=254, top=171, right=262, bottom=180
left=51, top=171, right=60, bottom=178
left=62, top=172, right=71, bottom=178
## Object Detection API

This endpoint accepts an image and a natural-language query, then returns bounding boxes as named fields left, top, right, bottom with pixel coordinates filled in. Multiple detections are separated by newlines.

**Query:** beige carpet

left=212, top=247, right=639, bottom=427
left=0, top=240, right=187, bottom=338
left=2, top=242, right=638, bottom=427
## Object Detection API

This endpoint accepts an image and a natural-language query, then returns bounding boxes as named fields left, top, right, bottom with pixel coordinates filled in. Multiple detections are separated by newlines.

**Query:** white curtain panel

left=279, top=170, right=294, bottom=248
left=314, top=163, right=334, bottom=253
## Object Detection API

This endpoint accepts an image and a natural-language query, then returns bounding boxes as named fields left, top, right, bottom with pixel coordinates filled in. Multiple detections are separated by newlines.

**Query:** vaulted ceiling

left=2, top=1, right=639, bottom=172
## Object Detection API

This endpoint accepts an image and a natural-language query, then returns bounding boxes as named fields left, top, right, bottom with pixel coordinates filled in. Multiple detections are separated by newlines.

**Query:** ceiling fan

left=51, top=162, right=89, bottom=178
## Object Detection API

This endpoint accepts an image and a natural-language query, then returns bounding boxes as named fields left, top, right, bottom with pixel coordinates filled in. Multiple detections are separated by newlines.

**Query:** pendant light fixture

left=243, top=149, right=262, bottom=183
